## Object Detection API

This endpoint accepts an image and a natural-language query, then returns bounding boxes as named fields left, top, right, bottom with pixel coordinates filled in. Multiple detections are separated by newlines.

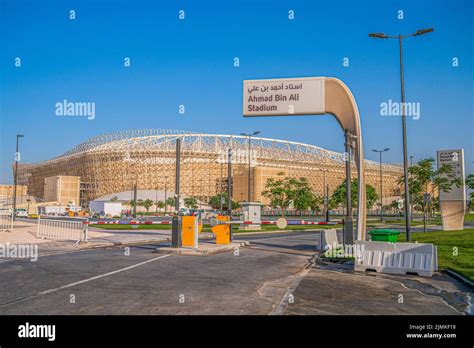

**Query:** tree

left=208, top=192, right=239, bottom=210
left=142, top=199, right=154, bottom=213
left=262, top=173, right=290, bottom=215
left=184, top=197, right=198, bottom=209
left=262, top=173, right=320, bottom=216
left=292, top=178, right=321, bottom=212
left=166, top=197, right=176, bottom=209
left=366, top=184, right=378, bottom=209
left=467, top=174, right=474, bottom=207
left=309, top=195, right=323, bottom=211
left=262, top=173, right=295, bottom=216
left=400, top=158, right=462, bottom=216
left=155, top=200, right=164, bottom=212
left=110, top=196, right=118, bottom=202
left=330, top=179, right=378, bottom=210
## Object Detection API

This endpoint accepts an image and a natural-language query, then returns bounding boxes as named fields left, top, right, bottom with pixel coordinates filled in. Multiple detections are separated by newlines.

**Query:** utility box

left=239, top=202, right=262, bottom=231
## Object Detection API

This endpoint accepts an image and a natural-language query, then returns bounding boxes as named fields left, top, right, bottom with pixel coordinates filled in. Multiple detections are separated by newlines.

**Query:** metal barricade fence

left=0, top=212, right=14, bottom=232
left=37, top=216, right=88, bottom=242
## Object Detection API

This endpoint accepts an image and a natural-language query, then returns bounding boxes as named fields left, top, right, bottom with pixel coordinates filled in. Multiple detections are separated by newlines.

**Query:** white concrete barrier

left=37, top=216, right=88, bottom=242
left=354, top=241, right=438, bottom=277
left=318, top=228, right=341, bottom=251
left=0, top=212, right=13, bottom=232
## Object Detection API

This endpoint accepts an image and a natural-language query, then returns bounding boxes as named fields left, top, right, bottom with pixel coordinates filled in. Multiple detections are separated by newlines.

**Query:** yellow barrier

left=211, top=215, right=231, bottom=244
left=182, top=216, right=197, bottom=247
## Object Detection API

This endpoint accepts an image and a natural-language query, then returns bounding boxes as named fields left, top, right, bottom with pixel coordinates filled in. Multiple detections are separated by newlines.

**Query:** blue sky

left=1, top=0, right=473, bottom=183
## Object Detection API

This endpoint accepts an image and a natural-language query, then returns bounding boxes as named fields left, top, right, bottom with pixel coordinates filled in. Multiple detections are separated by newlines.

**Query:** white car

left=15, top=209, right=28, bottom=218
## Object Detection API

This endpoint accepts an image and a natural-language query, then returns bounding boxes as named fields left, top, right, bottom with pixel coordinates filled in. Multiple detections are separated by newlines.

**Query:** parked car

left=15, top=208, right=28, bottom=218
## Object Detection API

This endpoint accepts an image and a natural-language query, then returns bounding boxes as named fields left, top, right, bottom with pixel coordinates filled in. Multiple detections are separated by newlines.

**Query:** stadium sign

left=243, top=77, right=325, bottom=116
left=242, top=76, right=367, bottom=242
left=437, top=149, right=466, bottom=201
left=436, top=149, right=466, bottom=231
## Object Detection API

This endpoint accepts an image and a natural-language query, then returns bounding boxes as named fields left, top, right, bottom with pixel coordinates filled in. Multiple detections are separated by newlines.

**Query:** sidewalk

left=0, top=221, right=171, bottom=255
left=279, top=257, right=472, bottom=315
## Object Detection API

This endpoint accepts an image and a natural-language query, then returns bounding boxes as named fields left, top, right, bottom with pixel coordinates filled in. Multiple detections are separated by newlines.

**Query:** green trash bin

left=368, top=229, right=400, bottom=243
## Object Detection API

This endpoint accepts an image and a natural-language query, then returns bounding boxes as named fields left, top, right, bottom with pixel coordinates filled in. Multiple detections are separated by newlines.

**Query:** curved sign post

left=243, top=77, right=367, bottom=241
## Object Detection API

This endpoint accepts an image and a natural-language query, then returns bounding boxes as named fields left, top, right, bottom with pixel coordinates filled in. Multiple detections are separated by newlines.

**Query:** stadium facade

left=17, top=129, right=404, bottom=207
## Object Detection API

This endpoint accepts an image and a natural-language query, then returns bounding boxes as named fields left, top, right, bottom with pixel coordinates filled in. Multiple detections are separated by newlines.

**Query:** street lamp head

left=241, top=131, right=261, bottom=137
left=383, top=148, right=390, bottom=152
left=17, top=134, right=24, bottom=138
left=415, top=28, right=434, bottom=36
left=369, top=32, right=387, bottom=39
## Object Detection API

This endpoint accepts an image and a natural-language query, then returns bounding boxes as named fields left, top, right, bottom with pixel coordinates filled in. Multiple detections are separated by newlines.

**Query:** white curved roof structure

left=35, top=128, right=402, bottom=172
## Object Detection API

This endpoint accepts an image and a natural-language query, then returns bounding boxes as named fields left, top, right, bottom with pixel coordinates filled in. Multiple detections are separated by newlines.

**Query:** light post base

left=343, top=216, right=354, bottom=245
left=171, top=215, right=182, bottom=248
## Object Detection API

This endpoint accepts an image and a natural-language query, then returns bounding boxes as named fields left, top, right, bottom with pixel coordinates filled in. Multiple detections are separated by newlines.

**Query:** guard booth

left=239, top=202, right=262, bottom=231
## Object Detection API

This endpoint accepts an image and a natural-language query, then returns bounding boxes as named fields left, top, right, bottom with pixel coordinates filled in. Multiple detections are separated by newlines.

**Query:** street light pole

left=227, top=148, right=233, bottom=241
left=133, top=180, right=137, bottom=218
left=372, top=148, right=390, bottom=222
left=320, top=168, right=329, bottom=222
left=164, top=176, right=168, bottom=214
left=220, top=162, right=223, bottom=212
left=410, top=156, right=414, bottom=221
left=398, top=34, right=412, bottom=241
left=12, top=134, right=24, bottom=221
left=369, top=28, right=433, bottom=241
left=344, top=129, right=354, bottom=245
left=171, top=139, right=181, bottom=248
left=241, top=131, right=260, bottom=202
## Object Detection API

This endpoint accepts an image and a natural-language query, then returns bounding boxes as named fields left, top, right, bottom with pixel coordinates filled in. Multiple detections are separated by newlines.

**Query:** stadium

left=16, top=129, right=404, bottom=207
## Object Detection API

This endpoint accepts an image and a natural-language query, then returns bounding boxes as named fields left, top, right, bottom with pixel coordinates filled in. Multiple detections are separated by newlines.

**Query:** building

left=16, top=129, right=404, bottom=207
left=0, top=184, right=29, bottom=207
left=43, top=175, right=80, bottom=206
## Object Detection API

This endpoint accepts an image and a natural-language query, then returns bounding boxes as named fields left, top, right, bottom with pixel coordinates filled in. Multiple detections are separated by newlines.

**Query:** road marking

left=0, top=254, right=171, bottom=308
left=39, top=254, right=171, bottom=295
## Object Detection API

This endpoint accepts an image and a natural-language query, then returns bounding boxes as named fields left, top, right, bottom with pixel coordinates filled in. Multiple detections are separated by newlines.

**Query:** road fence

left=0, top=211, right=14, bottom=232
left=37, top=215, right=88, bottom=242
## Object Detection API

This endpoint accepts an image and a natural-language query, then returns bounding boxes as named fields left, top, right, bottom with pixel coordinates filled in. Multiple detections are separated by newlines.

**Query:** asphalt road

left=0, top=231, right=317, bottom=315
left=1, top=230, right=469, bottom=315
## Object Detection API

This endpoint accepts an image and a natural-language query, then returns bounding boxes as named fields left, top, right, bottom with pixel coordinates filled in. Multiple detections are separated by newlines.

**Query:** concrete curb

left=154, top=241, right=249, bottom=256
left=234, top=228, right=339, bottom=236
left=75, top=238, right=170, bottom=251
left=443, top=269, right=474, bottom=289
